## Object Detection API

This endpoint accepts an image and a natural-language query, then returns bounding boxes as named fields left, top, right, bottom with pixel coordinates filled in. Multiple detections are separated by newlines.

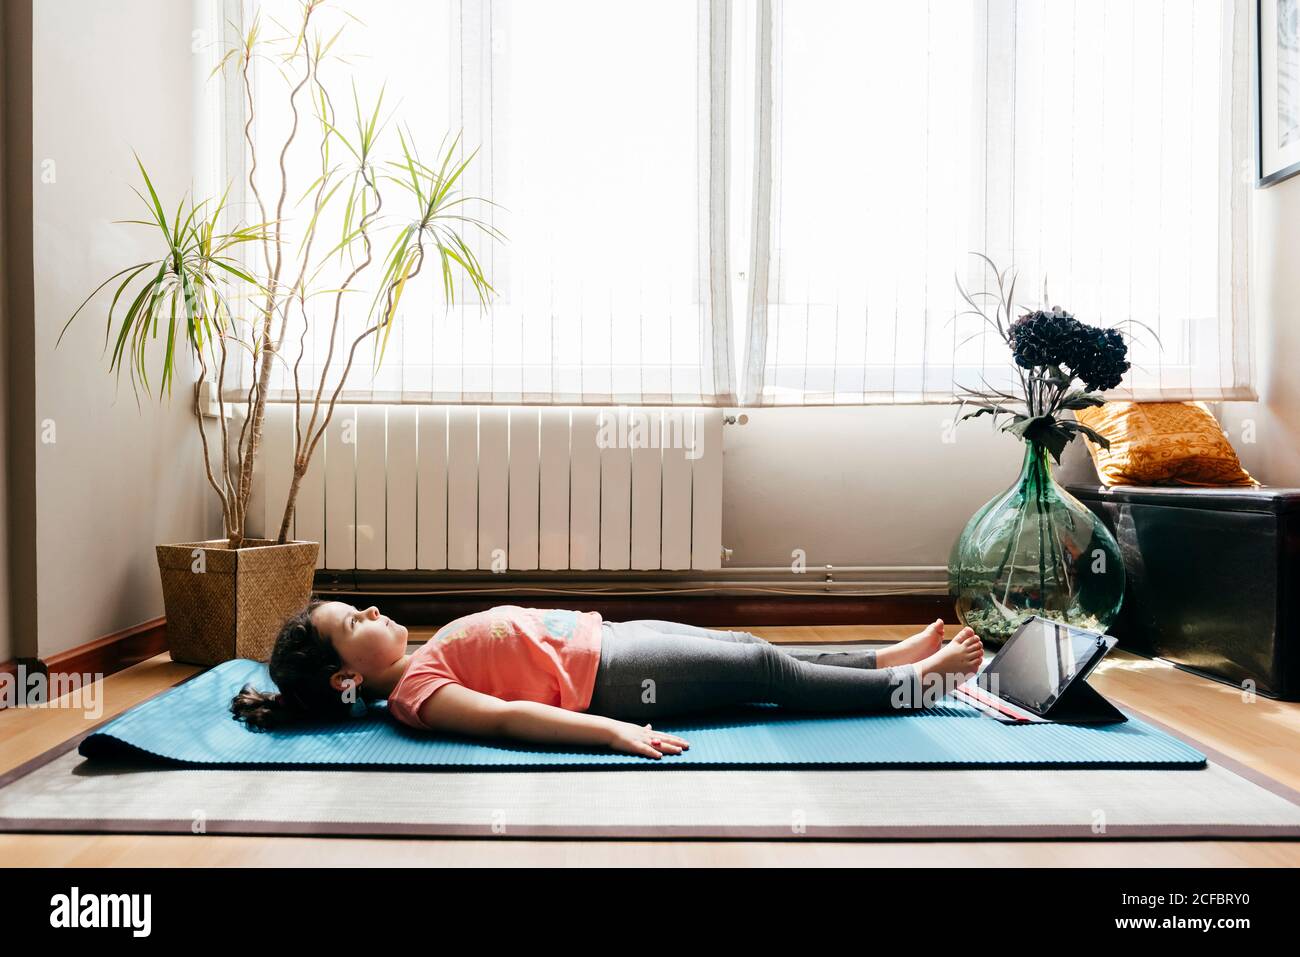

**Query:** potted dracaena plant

left=57, top=1, right=501, bottom=665
left=946, top=254, right=1147, bottom=645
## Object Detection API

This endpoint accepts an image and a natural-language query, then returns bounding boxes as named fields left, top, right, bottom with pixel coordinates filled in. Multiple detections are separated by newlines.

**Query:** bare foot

left=875, top=618, right=945, bottom=668
left=915, top=627, right=985, bottom=690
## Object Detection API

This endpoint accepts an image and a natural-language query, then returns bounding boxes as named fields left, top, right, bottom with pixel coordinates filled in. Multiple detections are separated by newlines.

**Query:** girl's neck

left=365, top=652, right=415, bottom=700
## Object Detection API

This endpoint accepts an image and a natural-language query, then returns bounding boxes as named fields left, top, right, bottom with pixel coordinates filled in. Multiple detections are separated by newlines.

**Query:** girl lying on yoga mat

left=230, top=602, right=985, bottom=759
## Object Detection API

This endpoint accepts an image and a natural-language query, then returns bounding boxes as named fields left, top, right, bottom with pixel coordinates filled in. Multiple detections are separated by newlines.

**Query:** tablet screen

left=975, top=618, right=1109, bottom=714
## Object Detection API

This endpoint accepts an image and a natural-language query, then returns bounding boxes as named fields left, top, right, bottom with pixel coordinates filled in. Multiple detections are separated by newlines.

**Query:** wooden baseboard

left=0, top=658, right=39, bottom=680
left=0, top=618, right=167, bottom=709
left=307, top=592, right=958, bottom=629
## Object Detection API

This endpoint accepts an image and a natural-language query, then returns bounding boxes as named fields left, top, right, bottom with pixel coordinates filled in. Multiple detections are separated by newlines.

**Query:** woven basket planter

left=155, top=538, right=320, bottom=666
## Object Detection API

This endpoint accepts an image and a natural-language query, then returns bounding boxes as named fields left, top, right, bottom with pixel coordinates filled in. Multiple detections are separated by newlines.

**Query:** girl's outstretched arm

left=418, top=683, right=690, bottom=760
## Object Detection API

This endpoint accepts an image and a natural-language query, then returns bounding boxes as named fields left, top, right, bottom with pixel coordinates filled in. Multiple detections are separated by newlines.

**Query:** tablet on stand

left=952, top=616, right=1126, bottom=725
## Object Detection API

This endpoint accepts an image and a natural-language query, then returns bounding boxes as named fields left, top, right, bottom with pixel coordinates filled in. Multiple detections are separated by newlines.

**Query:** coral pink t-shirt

left=386, top=605, right=603, bottom=730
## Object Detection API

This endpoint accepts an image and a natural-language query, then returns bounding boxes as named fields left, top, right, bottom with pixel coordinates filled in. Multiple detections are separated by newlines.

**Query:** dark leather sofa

left=1069, top=484, right=1300, bottom=700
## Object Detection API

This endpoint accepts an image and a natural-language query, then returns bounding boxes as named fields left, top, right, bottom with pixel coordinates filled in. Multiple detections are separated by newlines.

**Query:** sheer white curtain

left=741, top=0, right=1254, bottom=406
left=222, top=0, right=736, bottom=406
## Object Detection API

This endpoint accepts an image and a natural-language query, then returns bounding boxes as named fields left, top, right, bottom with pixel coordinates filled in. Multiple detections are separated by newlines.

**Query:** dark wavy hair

left=229, top=598, right=357, bottom=732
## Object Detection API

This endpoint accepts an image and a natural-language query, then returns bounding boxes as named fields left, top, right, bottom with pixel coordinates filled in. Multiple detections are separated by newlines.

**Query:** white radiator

left=236, top=406, right=724, bottom=573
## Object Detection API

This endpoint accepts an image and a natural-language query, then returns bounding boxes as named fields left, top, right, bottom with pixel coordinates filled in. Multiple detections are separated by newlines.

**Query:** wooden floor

left=2, top=623, right=1298, bottom=867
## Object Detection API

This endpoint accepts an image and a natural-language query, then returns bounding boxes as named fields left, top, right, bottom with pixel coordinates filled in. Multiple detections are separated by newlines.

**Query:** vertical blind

left=742, top=0, right=1254, bottom=405
left=215, top=0, right=1253, bottom=407
left=220, top=0, right=736, bottom=406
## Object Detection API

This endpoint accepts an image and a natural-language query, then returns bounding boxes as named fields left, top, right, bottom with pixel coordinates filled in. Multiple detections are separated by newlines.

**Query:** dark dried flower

left=1008, top=307, right=1081, bottom=370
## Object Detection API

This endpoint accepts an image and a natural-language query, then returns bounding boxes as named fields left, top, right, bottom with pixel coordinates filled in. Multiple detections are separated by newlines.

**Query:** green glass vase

left=948, top=441, right=1124, bottom=645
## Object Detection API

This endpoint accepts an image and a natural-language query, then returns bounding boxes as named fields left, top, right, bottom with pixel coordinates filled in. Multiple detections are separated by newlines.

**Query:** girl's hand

left=607, top=721, right=690, bottom=759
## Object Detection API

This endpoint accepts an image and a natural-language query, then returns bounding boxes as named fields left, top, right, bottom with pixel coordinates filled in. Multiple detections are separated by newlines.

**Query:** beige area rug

left=1, top=644, right=1298, bottom=840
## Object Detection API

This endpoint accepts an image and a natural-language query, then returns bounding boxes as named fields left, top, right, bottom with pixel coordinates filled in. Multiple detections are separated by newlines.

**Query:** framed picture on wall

left=1259, top=0, right=1300, bottom=185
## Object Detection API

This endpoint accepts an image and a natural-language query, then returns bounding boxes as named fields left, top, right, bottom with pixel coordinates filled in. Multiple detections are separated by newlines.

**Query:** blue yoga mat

left=79, top=659, right=1206, bottom=769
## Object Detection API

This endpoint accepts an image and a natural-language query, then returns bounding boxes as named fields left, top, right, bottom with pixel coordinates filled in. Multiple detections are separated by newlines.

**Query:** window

left=212, top=0, right=735, bottom=406
left=208, top=0, right=1254, bottom=407
left=742, top=0, right=1254, bottom=404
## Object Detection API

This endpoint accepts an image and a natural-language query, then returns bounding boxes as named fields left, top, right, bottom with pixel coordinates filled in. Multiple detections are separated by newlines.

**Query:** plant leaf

left=1062, top=420, right=1112, bottom=450
left=1059, top=390, right=1107, bottom=411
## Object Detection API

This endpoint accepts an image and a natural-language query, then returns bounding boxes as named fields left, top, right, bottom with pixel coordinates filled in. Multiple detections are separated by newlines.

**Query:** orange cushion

left=1073, top=401, right=1257, bottom=487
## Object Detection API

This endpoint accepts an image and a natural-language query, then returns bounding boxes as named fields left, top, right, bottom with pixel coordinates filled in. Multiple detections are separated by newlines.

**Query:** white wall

left=0, top=207, right=10, bottom=661
left=1219, top=174, right=1300, bottom=485
left=719, top=404, right=1099, bottom=572
left=32, top=0, right=209, bottom=657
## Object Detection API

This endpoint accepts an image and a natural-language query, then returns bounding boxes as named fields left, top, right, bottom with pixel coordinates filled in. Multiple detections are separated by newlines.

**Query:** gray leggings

left=585, top=619, right=918, bottom=721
